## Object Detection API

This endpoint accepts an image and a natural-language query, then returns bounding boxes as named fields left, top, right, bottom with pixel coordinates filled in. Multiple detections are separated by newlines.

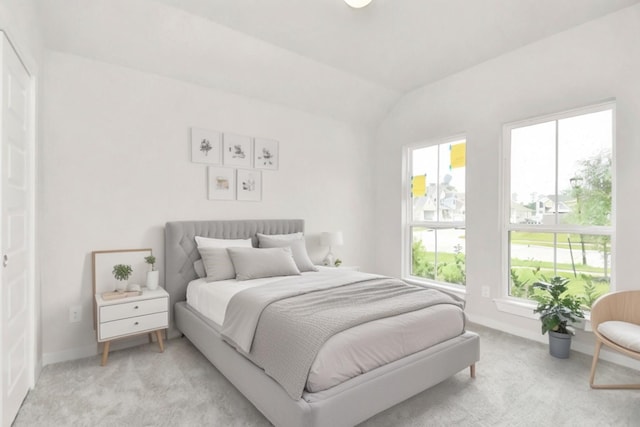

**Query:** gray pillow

left=198, top=247, right=237, bottom=281
left=258, top=236, right=318, bottom=272
left=193, top=259, right=206, bottom=278
left=227, top=247, right=301, bottom=281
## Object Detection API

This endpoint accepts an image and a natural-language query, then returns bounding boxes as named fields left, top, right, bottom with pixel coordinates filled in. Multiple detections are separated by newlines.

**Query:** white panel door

left=0, top=33, right=32, bottom=427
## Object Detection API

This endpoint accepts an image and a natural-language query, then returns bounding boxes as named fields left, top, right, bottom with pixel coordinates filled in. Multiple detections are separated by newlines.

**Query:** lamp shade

left=321, top=231, right=343, bottom=247
left=344, top=0, right=372, bottom=8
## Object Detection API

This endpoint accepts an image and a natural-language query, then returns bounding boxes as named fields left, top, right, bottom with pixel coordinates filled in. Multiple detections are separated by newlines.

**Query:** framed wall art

left=236, top=169, right=262, bottom=201
left=223, top=133, right=253, bottom=168
left=254, top=138, right=279, bottom=170
left=191, top=127, right=222, bottom=164
left=208, top=166, right=236, bottom=201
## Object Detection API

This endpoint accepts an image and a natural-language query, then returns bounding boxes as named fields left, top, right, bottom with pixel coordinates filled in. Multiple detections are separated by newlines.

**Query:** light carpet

left=14, top=324, right=640, bottom=426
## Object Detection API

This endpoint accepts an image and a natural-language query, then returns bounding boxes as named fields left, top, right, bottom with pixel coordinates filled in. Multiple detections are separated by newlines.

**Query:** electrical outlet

left=69, top=305, right=82, bottom=323
left=481, top=286, right=490, bottom=298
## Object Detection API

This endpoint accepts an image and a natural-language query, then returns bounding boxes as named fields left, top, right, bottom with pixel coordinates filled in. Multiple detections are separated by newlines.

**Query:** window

left=405, top=138, right=466, bottom=287
left=504, top=104, right=614, bottom=308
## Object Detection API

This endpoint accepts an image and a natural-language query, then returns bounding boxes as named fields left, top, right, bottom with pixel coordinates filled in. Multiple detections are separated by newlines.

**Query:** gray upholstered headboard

left=164, top=219, right=304, bottom=311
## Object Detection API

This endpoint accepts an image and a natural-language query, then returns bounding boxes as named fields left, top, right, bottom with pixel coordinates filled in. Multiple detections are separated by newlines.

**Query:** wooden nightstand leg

left=155, top=330, right=164, bottom=353
left=101, top=341, right=111, bottom=366
left=148, top=333, right=154, bottom=343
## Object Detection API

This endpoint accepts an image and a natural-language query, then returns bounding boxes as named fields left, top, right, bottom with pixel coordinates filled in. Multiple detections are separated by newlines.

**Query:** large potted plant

left=532, top=276, right=585, bottom=358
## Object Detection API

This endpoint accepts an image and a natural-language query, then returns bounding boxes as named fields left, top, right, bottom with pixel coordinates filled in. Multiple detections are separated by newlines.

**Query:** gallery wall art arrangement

left=190, top=127, right=279, bottom=201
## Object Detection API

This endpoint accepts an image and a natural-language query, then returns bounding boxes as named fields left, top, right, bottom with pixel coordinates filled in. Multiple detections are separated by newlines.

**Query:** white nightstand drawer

left=99, top=297, right=167, bottom=322
left=99, top=311, right=168, bottom=341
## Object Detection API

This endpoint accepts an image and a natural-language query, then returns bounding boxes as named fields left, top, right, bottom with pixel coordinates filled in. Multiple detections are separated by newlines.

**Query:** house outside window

left=405, top=137, right=466, bottom=287
left=504, top=103, right=614, bottom=308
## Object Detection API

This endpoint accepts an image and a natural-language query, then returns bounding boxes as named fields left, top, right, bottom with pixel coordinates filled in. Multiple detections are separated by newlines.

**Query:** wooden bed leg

left=470, top=363, right=476, bottom=378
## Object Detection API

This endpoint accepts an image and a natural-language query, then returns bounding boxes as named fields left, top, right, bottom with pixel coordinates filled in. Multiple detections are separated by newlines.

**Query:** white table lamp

left=321, top=231, right=343, bottom=266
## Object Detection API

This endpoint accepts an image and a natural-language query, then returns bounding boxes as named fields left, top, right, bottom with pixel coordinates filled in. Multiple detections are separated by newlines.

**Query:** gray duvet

left=222, top=271, right=465, bottom=400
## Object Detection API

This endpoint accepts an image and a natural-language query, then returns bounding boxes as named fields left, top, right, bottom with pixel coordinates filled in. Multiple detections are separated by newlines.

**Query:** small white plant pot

left=146, top=270, right=160, bottom=290
left=115, top=279, right=128, bottom=293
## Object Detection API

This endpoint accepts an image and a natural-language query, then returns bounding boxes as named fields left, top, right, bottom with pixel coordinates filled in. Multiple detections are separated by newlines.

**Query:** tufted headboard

left=164, top=219, right=304, bottom=313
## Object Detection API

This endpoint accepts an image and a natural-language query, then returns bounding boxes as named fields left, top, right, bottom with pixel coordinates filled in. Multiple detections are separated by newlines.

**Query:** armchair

left=589, top=290, right=640, bottom=389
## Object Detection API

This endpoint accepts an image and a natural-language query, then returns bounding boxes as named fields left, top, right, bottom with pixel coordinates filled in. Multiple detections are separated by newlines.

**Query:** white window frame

left=498, top=101, right=616, bottom=316
left=402, top=135, right=467, bottom=294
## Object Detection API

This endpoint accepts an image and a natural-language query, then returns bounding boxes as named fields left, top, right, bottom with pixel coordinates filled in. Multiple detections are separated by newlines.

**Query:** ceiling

left=39, top=0, right=640, bottom=126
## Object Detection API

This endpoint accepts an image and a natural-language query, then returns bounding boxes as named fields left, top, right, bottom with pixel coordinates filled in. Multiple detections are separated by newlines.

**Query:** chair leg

left=589, top=340, right=602, bottom=388
left=590, top=340, right=640, bottom=389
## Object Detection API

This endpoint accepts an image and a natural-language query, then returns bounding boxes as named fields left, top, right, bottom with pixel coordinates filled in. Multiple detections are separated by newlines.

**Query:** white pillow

left=258, top=236, right=318, bottom=272
left=257, top=232, right=303, bottom=242
left=227, top=247, right=301, bottom=281
left=195, top=236, right=253, bottom=248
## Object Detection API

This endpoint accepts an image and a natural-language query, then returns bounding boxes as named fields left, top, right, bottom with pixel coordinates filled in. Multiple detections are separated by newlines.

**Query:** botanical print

left=223, top=133, right=253, bottom=167
left=236, top=169, right=262, bottom=201
left=191, top=128, right=222, bottom=165
left=254, top=138, right=279, bottom=170
left=208, top=167, right=235, bottom=201
left=200, top=139, right=213, bottom=156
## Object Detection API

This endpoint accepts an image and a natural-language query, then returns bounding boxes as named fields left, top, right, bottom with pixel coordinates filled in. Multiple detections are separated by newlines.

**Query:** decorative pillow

left=258, top=236, right=318, bottom=272
left=195, top=236, right=253, bottom=248
left=197, top=247, right=237, bottom=282
left=227, top=247, right=301, bottom=281
left=193, top=259, right=206, bottom=278
left=257, top=232, right=303, bottom=242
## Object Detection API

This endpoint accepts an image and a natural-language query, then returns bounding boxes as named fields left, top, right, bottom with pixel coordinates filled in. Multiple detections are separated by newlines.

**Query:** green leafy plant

left=532, top=276, right=584, bottom=335
left=112, top=264, right=133, bottom=281
left=144, top=255, right=156, bottom=271
left=334, top=258, right=342, bottom=267
left=580, top=273, right=605, bottom=309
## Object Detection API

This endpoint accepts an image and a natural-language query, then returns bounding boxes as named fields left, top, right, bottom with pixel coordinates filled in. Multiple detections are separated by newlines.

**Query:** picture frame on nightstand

left=91, top=248, right=152, bottom=328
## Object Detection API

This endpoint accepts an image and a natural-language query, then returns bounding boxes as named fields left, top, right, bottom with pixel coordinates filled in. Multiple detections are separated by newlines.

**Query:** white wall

left=374, top=5, right=640, bottom=358
left=41, top=51, right=376, bottom=363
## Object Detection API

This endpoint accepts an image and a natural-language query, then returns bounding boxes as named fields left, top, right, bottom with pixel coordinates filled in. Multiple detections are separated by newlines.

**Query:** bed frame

left=165, top=219, right=480, bottom=427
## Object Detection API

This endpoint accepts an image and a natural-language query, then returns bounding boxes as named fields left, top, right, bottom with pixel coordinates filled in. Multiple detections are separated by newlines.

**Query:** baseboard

left=42, top=335, right=156, bottom=366
left=468, top=314, right=640, bottom=372
left=43, top=344, right=98, bottom=366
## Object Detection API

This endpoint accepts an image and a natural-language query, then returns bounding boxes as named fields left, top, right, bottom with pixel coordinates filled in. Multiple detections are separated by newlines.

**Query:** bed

left=166, top=219, right=480, bottom=427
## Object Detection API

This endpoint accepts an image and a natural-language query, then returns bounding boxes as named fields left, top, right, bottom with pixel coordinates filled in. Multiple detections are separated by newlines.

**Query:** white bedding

left=186, top=270, right=465, bottom=393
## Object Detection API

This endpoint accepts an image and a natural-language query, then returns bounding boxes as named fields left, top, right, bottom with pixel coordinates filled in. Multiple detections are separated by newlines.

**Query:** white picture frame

left=223, top=133, right=253, bottom=167
left=92, top=248, right=153, bottom=327
left=208, top=166, right=236, bottom=201
left=254, top=138, right=279, bottom=170
left=236, top=169, right=262, bottom=201
left=191, top=127, right=222, bottom=164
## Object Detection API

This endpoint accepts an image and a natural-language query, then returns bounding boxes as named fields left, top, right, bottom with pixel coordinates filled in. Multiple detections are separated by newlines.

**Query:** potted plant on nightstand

left=112, top=264, right=133, bottom=292
left=532, top=276, right=585, bottom=359
left=145, top=255, right=159, bottom=290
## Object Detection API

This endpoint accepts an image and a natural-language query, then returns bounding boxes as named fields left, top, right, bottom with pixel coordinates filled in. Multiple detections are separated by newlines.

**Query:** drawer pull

left=134, top=306, right=139, bottom=309
left=134, top=322, right=139, bottom=326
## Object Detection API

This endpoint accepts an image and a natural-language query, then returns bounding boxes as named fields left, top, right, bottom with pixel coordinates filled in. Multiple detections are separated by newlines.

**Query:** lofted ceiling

left=39, top=0, right=640, bottom=126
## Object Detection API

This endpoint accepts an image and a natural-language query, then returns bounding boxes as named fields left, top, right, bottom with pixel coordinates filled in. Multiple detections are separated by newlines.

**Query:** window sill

left=494, top=297, right=592, bottom=331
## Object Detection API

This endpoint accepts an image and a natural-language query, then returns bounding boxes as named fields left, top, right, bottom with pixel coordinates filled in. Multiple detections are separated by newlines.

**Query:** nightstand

left=95, top=287, right=169, bottom=366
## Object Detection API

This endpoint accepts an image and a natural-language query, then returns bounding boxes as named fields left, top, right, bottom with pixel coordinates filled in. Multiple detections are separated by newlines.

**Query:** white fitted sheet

left=186, top=272, right=465, bottom=393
